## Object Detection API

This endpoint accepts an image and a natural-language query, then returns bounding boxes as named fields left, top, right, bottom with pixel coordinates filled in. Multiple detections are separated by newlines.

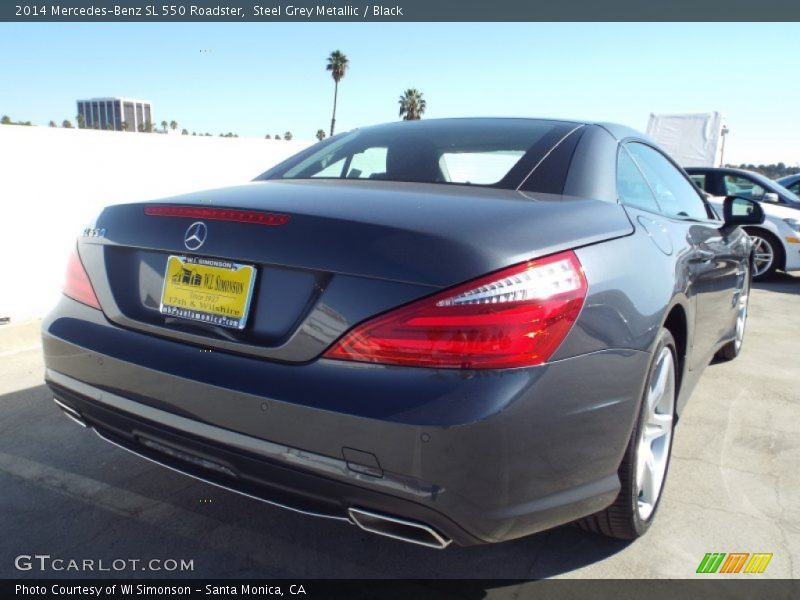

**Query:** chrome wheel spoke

left=735, top=274, right=749, bottom=350
left=648, top=359, right=668, bottom=410
left=637, top=450, right=656, bottom=517
left=645, top=412, right=672, bottom=442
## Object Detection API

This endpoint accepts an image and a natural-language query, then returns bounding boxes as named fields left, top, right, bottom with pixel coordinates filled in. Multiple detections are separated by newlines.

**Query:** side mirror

left=722, top=195, right=765, bottom=233
left=762, top=192, right=780, bottom=204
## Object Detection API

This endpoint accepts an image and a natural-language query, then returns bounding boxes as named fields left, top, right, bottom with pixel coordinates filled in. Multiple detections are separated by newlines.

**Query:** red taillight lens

left=324, top=250, right=587, bottom=369
left=63, top=246, right=101, bottom=309
left=144, top=205, right=290, bottom=226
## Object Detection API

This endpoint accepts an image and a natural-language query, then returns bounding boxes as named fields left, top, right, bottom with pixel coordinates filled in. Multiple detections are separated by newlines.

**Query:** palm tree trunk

left=330, top=80, right=339, bottom=137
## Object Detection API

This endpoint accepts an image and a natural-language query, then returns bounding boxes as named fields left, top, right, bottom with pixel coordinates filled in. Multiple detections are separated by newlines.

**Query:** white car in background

left=686, top=167, right=800, bottom=279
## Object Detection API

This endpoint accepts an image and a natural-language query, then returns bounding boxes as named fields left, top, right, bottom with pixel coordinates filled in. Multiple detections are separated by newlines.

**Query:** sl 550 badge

left=82, top=227, right=106, bottom=238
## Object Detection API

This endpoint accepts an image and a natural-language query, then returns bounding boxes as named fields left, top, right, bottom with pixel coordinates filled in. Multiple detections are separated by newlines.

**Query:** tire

left=744, top=228, right=783, bottom=280
left=715, top=264, right=750, bottom=362
left=578, top=329, right=677, bottom=539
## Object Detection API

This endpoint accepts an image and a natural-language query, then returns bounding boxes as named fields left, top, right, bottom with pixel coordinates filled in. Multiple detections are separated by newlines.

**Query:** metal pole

left=719, top=125, right=729, bottom=167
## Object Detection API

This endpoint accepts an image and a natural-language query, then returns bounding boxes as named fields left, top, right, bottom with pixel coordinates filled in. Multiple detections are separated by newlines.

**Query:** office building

left=76, top=97, right=153, bottom=132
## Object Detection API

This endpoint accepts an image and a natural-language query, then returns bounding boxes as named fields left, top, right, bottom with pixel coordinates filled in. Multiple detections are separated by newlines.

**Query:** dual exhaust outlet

left=53, top=397, right=453, bottom=550
left=347, top=507, right=451, bottom=550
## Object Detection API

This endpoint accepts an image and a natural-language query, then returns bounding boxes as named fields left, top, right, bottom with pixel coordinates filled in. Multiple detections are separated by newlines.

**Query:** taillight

left=324, top=250, right=587, bottom=369
left=63, top=246, right=101, bottom=310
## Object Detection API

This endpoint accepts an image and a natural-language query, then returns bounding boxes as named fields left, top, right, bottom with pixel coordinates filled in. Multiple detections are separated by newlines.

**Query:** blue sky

left=1, top=22, right=797, bottom=164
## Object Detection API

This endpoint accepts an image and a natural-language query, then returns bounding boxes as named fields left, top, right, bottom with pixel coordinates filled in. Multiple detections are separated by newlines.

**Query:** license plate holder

left=159, top=255, right=256, bottom=330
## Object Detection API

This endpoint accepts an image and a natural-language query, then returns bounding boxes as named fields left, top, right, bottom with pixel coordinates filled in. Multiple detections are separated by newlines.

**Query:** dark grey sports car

left=43, top=118, right=764, bottom=549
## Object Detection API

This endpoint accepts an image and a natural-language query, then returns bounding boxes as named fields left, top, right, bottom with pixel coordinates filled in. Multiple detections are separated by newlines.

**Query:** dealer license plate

left=160, top=255, right=256, bottom=330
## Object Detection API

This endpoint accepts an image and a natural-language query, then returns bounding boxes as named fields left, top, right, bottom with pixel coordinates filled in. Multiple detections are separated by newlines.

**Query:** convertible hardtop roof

left=350, top=117, right=648, bottom=144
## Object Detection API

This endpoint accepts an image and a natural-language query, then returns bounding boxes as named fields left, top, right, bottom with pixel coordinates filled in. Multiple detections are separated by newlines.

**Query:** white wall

left=0, top=125, right=312, bottom=322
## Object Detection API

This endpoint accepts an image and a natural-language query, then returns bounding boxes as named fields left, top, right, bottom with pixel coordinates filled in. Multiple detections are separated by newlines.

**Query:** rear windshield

left=258, top=119, right=578, bottom=190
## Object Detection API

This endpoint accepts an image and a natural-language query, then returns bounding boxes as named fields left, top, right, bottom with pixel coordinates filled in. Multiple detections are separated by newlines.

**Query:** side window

left=311, top=157, right=346, bottom=178
left=617, top=148, right=659, bottom=212
left=688, top=173, right=706, bottom=191
left=626, top=143, right=710, bottom=220
left=439, top=151, right=525, bottom=185
left=723, top=175, right=765, bottom=200
left=345, top=147, right=388, bottom=179
left=788, top=181, right=800, bottom=195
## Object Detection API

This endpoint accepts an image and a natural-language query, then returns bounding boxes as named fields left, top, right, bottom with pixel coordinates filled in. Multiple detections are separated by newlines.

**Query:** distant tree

left=121, top=121, right=129, bottom=132
left=62, top=119, right=73, bottom=128
left=1, top=115, right=11, bottom=125
left=275, top=134, right=281, bottom=140
left=181, top=128, right=188, bottom=135
left=105, top=123, right=113, bottom=130
left=170, top=120, right=178, bottom=131
left=326, top=50, right=349, bottom=136
left=398, top=89, right=426, bottom=120
left=265, top=134, right=272, bottom=139
left=137, top=122, right=145, bottom=132
left=726, top=162, right=797, bottom=180
left=316, top=129, right=326, bottom=141
left=161, top=120, right=168, bottom=132
left=76, top=114, right=86, bottom=129
left=144, top=120, right=153, bottom=133
left=49, top=120, right=57, bottom=127
left=92, top=122, right=100, bottom=130
left=20, top=121, right=32, bottom=126
left=284, top=131, right=293, bottom=141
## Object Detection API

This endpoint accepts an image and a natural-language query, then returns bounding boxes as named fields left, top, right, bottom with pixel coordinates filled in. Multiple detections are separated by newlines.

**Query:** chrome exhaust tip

left=347, top=507, right=452, bottom=549
left=53, top=397, right=89, bottom=428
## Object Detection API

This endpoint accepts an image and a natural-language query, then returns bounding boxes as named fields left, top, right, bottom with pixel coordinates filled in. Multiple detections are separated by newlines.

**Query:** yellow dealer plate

left=160, top=255, right=256, bottom=330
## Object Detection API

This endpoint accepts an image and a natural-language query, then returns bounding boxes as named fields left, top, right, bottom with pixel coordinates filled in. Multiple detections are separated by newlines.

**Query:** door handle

left=689, top=249, right=715, bottom=263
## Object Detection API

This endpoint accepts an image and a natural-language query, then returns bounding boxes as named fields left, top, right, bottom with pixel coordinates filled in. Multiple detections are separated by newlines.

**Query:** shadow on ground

left=0, top=384, right=630, bottom=583
left=753, top=271, right=800, bottom=295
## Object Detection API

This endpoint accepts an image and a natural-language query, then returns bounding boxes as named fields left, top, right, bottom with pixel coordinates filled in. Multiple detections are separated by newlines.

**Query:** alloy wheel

left=636, top=346, right=675, bottom=521
left=750, top=235, right=774, bottom=277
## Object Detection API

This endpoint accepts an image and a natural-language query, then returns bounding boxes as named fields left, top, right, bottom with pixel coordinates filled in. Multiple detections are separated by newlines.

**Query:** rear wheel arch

left=661, top=302, right=688, bottom=401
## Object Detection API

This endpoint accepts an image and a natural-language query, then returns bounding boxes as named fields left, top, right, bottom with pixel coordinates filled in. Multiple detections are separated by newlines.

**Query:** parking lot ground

left=1, top=274, right=798, bottom=588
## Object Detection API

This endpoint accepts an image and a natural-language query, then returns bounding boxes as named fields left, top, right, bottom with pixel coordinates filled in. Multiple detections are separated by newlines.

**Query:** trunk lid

left=80, top=179, right=632, bottom=362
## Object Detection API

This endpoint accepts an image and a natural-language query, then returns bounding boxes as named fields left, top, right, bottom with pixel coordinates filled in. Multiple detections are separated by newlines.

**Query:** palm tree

left=284, top=131, right=293, bottom=141
left=121, top=121, right=129, bottom=132
left=316, top=129, right=326, bottom=142
left=326, top=50, right=349, bottom=136
left=76, top=114, right=86, bottom=129
left=181, top=128, right=188, bottom=135
left=170, top=120, right=178, bottom=131
left=398, top=89, right=426, bottom=120
left=161, top=120, right=168, bottom=132
left=49, top=120, right=57, bottom=128
left=1, top=115, right=11, bottom=125
left=62, top=119, right=73, bottom=128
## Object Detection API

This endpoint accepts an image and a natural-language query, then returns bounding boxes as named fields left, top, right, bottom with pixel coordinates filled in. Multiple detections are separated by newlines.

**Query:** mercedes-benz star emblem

left=184, top=222, right=207, bottom=251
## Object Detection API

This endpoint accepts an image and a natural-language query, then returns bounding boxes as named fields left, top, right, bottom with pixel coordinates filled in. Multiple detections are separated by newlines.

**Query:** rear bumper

left=42, top=296, right=651, bottom=546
